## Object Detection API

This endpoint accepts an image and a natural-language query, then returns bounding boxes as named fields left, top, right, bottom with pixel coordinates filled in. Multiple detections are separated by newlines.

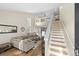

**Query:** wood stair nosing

left=50, top=37, right=64, bottom=39
left=50, top=34, right=64, bottom=36
left=51, top=40, right=64, bottom=43
left=51, top=31, right=64, bottom=33
left=50, top=43, right=66, bottom=48
left=50, top=38, right=65, bottom=42
left=50, top=35, right=64, bottom=38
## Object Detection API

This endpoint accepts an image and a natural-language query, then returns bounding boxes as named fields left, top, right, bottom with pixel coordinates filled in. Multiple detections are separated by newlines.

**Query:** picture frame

left=0, top=24, right=17, bottom=34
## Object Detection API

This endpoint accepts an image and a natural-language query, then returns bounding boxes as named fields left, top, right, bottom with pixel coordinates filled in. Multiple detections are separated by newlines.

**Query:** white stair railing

left=44, top=17, right=54, bottom=56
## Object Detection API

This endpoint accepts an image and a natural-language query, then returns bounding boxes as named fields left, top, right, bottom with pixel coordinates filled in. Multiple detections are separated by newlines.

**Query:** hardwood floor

left=0, top=40, right=44, bottom=56
left=0, top=48, right=31, bottom=56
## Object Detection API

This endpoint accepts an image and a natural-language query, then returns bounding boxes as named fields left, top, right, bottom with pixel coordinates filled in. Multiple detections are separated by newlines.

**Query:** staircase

left=47, top=20, right=69, bottom=56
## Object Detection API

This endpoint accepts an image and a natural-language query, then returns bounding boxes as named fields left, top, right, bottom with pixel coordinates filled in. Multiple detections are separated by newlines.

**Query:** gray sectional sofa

left=10, top=33, right=40, bottom=52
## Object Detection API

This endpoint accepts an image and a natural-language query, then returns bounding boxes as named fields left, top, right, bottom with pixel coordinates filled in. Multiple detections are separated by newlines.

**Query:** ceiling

left=0, top=3, right=60, bottom=13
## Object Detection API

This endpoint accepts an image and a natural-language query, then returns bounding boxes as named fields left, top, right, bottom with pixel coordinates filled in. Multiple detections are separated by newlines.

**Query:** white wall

left=0, top=11, right=33, bottom=44
left=59, top=3, right=74, bottom=55
left=0, top=3, right=60, bottom=13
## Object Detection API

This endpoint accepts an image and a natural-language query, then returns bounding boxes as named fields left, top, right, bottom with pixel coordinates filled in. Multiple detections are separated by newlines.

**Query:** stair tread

left=47, top=21, right=69, bottom=56
left=51, top=40, right=64, bottom=43
left=50, top=37, right=64, bottom=39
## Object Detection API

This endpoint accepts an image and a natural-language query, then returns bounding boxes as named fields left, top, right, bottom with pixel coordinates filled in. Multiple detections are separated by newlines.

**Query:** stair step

left=49, top=45, right=67, bottom=51
left=52, top=30, right=63, bottom=32
left=50, top=38, right=65, bottom=42
left=49, top=53, right=57, bottom=56
left=50, top=42, right=65, bottom=46
left=51, top=32, right=64, bottom=34
left=48, top=50, right=60, bottom=55
left=50, top=48, right=60, bottom=53
left=49, top=46, right=68, bottom=55
left=50, top=34, right=64, bottom=36
left=47, top=21, right=69, bottom=56
left=50, top=35, right=64, bottom=38
left=62, top=50, right=68, bottom=55
left=51, top=33, right=64, bottom=35
left=51, top=40, right=64, bottom=43
left=50, top=43, right=66, bottom=48
left=49, top=48, right=68, bottom=55
left=50, top=37, right=64, bottom=39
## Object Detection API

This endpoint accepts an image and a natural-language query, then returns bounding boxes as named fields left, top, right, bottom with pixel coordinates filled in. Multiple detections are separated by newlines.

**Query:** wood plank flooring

left=0, top=40, right=43, bottom=56
left=0, top=48, right=33, bottom=56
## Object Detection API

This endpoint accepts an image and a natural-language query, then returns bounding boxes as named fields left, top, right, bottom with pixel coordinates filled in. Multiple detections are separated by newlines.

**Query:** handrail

left=44, top=16, right=53, bottom=56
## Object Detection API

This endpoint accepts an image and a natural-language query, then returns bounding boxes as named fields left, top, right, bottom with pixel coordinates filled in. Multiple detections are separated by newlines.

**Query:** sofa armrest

left=0, top=43, right=12, bottom=53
